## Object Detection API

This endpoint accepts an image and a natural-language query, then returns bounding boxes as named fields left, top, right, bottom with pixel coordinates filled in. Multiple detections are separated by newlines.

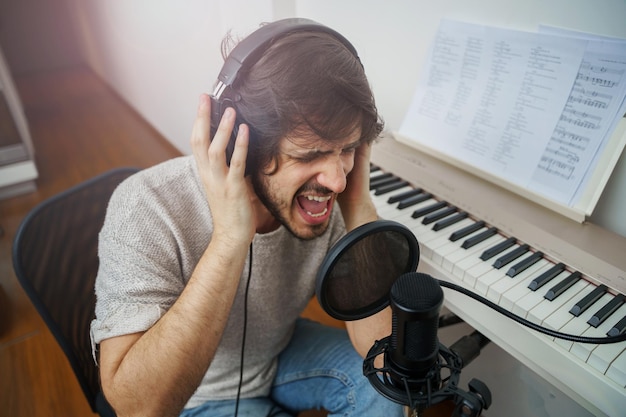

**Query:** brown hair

left=221, top=29, right=384, bottom=174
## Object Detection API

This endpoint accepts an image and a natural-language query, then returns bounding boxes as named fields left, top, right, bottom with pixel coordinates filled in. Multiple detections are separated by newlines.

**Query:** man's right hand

left=190, top=94, right=255, bottom=247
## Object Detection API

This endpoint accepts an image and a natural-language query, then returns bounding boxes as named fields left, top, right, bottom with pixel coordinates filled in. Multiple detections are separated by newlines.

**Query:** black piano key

left=461, top=226, right=497, bottom=248
left=493, top=244, right=530, bottom=269
left=387, top=188, right=423, bottom=204
left=588, top=294, right=625, bottom=328
left=370, top=176, right=401, bottom=190
left=480, top=237, right=516, bottom=261
left=374, top=180, right=409, bottom=195
left=544, top=271, right=582, bottom=301
left=433, top=211, right=468, bottom=232
left=450, top=220, right=486, bottom=242
left=370, top=164, right=380, bottom=173
left=397, top=193, right=433, bottom=209
left=506, top=251, right=543, bottom=277
left=369, top=174, right=394, bottom=188
left=608, top=315, right=626, bottom=336
left=528, top=262, right=565, bottom=291
left=411, top=201, right=448, bottom=219
left=422, top=206, right=457, bottom=225
left=570, top=284, right=608, bottom=317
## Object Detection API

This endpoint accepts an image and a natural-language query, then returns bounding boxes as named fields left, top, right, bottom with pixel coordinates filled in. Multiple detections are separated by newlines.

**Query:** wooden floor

left=0, top=65, right=345, bottom=417
left=0, top=66, right=183, bottom=416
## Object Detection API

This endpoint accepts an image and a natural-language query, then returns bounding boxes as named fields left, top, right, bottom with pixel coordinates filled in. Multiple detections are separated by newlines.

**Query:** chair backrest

left=12, top=167, right=139, bottom=416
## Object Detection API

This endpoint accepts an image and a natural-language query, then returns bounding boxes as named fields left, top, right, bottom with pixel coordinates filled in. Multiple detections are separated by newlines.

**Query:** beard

left=250, top=171, right=331, bottom=240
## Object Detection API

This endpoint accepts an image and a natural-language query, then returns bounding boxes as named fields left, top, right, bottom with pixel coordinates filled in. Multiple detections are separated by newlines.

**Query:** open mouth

left=297, top=194, right=332, bottom=220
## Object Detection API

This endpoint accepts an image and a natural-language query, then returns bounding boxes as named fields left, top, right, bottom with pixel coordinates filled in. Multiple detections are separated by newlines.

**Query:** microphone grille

left=390, top=272, right=443, bottom=312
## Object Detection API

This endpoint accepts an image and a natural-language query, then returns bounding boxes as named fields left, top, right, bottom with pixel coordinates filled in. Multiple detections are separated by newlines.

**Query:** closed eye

left=290, top=152, right=326, bottom=163
left=286, top=139, right=362, bottom=163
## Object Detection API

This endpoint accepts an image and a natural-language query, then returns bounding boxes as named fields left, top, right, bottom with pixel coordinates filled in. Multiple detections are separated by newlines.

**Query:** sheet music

left=532, top=26, right=626, bottom=205
left=399, top=19, right=626, bottom=208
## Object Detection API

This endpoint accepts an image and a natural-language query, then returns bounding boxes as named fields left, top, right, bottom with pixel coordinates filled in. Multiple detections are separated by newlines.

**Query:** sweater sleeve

left=90, top=157, right=207, bottom=345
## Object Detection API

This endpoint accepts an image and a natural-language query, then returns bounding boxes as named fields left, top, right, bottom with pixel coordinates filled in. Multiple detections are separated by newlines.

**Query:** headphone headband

left=210, top=18, right=362, bottom=174
left=212, top=18, right=361, bottom=99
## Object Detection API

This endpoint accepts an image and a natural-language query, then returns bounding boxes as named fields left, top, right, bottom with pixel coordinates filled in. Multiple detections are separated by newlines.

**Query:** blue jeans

left=180, top=319, right=403, bottom=417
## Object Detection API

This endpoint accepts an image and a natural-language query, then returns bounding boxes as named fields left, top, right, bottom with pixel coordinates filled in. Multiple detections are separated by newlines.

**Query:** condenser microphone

left=388, top=272, right=444, bottom=393
left=316, top=220, right=491, bottom=415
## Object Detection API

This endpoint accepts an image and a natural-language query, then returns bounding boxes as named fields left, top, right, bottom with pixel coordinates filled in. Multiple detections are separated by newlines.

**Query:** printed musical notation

left=400, top=19, right=626, bottom=209
left=530, top=27, right=626, bottom=205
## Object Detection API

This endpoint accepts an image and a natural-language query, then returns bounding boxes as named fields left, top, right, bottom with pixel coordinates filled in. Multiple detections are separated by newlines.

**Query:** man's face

left=251, top=128, right=363, bottom=240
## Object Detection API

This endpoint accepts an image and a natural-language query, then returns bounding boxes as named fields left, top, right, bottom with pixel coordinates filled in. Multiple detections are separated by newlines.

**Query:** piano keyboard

left=369, top=134, right=626, bottom=417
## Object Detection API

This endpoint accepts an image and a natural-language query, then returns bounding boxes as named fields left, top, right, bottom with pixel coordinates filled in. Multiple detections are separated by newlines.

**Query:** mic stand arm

left=449, top=330, right=490, bottom=368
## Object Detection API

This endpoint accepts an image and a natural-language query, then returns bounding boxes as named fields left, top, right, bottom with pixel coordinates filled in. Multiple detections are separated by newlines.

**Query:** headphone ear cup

left=209, top=96, right=239, bottom=168
left=225, top=122, right=238, bottom=167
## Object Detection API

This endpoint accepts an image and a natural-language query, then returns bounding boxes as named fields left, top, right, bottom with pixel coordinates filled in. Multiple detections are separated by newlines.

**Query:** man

left=91, top=21, right=402, bottom=417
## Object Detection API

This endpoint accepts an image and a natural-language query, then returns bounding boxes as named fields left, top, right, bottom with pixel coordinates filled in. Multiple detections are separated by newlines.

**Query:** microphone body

left=363, top=272, right=492, bottom=416
left=388, top=272, right=444, bottom=392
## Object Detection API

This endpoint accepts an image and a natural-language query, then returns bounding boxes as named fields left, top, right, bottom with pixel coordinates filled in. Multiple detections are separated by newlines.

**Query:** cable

left=234, top=242, right=254, bottom=417
left=438, top=279, right=626, bottom=344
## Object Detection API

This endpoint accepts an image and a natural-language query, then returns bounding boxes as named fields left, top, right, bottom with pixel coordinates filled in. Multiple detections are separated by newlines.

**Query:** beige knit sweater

left=90, top=156, right=345, bottom=408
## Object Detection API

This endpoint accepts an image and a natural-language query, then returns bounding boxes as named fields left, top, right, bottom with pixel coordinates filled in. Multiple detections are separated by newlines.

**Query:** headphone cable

left=234, top=242, right=254, bottom=417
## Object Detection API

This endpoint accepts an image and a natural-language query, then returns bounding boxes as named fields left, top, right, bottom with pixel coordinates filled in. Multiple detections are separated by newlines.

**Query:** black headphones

left=209, top=18, right=362, bottom=171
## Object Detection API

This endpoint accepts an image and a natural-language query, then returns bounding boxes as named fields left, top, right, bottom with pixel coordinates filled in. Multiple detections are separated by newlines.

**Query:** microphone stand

left=363, top=335, right=492, bottom=417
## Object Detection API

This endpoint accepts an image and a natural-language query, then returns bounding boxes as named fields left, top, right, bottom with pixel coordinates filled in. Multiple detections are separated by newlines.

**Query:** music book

left=398, top=19, right=626, bottom=223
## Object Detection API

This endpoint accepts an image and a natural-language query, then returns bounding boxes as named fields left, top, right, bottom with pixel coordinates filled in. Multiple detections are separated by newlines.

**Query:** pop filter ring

left=315, top=220, right=420, bottom=321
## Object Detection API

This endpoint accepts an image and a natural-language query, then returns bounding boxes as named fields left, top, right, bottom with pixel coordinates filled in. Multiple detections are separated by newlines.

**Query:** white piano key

left=572, top=303, right=626, bottom=364
left=405, top=214, right=448, bottom=241
left=555, top=293, right=614, bottom=351
left=489, top=261, right=552, bottom=308
left=508, top=264, right=565, bottom=318
left=376, top=205, right=422, bottom=229
left=452, top=235, right=506, bottom=280
left=379, top=198, right=437, bottom=225
left=542, top=308, right=575, bottom=336
left=416, top=220, right=457, bottom=245
left=407, top=206, right=448, bottom=232
left=499, top=263, right=554, bottom=311
left=474, top=248, right=536, bottom=296
left=420, top=218, right=475, bottom=260
left=528, top=280, right=591, bottom=326
left=474, top=266, right=511, bottom=296
left=606, top=349, right=626, bottom=387
left=445, top=233, right=505, bottom=274
left=589, top=343, right=626, bottom=375
left=429, top=220, right=483, bottom=266
left=375, top=203, right=403, bottom=219
left=541, top=283, right=595, bottom=337
left=463, top=259, right=495, bottom=288
left=464, top=244, right=521, bottom=289
left=371, top=185, right=414, bottom=204
left=588, top=318, right=626, bottom=375
left=433, top=238, right=470, bottom=267
left=371, top=192, right=398, bottom=213
left=369, top=171, right=390, bottom=181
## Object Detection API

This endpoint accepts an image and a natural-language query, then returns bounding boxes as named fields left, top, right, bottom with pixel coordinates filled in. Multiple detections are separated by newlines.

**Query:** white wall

left=68, top=0, right=276, bottom=155
left=69, top=0, right=626, bottom=235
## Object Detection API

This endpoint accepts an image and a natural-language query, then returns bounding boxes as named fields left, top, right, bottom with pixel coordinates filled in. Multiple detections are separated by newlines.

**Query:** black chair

left=12, top=167, right=139, bottom=417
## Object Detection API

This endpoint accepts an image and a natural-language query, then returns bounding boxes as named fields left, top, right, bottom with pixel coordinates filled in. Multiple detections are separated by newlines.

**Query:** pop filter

left=316, top=220, right=419, bottom=321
